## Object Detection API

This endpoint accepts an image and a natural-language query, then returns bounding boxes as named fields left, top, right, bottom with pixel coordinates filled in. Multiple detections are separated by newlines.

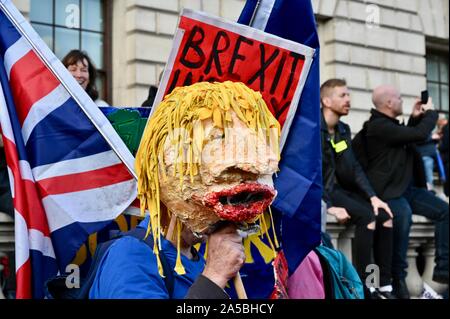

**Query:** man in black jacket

left=320, top=79, right=394, bottom=299
left=361, top=85, right=449, bottom=298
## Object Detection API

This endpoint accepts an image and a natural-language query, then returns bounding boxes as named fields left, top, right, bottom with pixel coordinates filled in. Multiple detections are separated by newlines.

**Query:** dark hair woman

left=62, top=50, right=108, bottom=106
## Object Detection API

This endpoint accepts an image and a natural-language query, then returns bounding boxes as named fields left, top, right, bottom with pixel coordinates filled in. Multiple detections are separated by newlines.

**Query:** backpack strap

left=124, top=227, right=175, bottom=298
left=75, top=237, right=119, bottom=299
left=45, top=236, right=120, bottom=299
left=314, top=247, right=334, bottom=300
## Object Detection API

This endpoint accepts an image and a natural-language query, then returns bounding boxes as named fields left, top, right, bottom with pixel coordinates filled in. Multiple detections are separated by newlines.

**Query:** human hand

left=422, top=97, right=434, bottom=112
left=327, top=207, right=351, bottom=224
left=370, top=196, right=393, bottom=218
left=412, top=98, right=424, bottom=118
left=202, top=224, right=245, bottom=289
left=432, top=132, right=441, bottom=141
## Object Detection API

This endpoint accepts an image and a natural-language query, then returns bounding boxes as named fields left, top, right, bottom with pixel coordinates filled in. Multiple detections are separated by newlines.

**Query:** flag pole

left=166, top=215, right=177, bottom=241
left=0, top=2, right=138, bottom=180
left=231, top=0, right=263, bottom=300
left=248, top=0, right=262, bottom=27
left=234, top=274, right=248, bottom=299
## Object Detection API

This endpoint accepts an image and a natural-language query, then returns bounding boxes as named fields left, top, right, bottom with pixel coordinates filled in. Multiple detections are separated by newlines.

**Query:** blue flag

left=239, top=0, right=322, bottom=274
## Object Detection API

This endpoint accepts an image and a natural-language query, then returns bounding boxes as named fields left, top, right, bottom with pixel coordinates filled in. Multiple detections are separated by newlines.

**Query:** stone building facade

left=314, top=0, right=449, bottom=130
left=1, top=0, right=449, bottom=299
left=11, top=0, right=449, bottom=131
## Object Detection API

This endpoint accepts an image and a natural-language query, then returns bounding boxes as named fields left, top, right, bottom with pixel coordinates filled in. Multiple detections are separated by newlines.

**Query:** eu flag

left=239, top=0, right=322, bottom=275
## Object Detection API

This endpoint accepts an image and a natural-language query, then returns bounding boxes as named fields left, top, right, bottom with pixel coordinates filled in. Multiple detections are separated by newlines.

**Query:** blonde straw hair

left=135, top=81, right=280, bottom=276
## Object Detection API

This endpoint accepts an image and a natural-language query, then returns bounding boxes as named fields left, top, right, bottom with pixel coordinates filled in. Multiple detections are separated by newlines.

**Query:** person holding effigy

left=89, top=81, right=281, bottom=299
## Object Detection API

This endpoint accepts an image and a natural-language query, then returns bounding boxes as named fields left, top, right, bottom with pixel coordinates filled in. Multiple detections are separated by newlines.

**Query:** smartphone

left=421, top=90, right=429, bottom=105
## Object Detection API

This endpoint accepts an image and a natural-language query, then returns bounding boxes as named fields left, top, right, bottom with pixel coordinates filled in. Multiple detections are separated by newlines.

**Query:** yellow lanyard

left=330, top=138, right=348, bottom=153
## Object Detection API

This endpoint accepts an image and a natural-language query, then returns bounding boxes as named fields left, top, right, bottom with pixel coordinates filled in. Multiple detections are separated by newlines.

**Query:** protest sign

left=154, top=9, right=315, bottom=148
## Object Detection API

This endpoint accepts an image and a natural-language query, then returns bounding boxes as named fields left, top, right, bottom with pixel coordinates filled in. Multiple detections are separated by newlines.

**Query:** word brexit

left=160, top=11, right=313, bottom=128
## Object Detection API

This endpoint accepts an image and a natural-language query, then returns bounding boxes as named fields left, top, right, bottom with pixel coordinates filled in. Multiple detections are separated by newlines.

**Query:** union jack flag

left=0, top=0, right=137, bottom=299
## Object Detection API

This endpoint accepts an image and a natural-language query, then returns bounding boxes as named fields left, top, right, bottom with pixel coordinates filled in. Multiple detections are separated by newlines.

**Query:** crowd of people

left=321, top=79, right=449, bottom=299
left=1, top=48, right=449, bottom=300
left=320, top=79, right=395, bottom=299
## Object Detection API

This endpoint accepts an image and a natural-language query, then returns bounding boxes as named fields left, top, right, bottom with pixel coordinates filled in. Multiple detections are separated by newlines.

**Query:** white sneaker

left=419, top=283, right=443, bottom=299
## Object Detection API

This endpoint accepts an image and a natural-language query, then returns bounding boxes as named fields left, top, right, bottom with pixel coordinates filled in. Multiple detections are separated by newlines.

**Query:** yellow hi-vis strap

left=330, top=139, right=348, bottom=153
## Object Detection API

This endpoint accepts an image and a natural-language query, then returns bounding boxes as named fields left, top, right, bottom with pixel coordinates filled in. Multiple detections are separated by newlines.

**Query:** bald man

left=320, top=79, right=395, bottom=299
left=359, top=85, right=448, bottom=299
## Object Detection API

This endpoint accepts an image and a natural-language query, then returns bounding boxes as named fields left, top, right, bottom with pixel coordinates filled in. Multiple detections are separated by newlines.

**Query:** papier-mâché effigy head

left=135, top=81, right=281, bottom=274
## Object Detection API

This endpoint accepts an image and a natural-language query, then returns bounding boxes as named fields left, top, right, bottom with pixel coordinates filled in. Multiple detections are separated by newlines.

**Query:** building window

left=29, top=0, right=109, bottom=101
left=427, top=52, right=449, bottom=114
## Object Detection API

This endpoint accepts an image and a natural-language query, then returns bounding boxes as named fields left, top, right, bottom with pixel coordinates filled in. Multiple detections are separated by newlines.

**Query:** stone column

left=325, top=215, right=346, bottom=250
left=405, top=240, right=425, bottom=298
left=422, top=241, right=449, bottom=295
left=325, top=225, right=343, bottom=250
left=0, top=213, right=14, bottom=253
left=0, top=214, right=15, bottom=300
left=338, top=226, right=355, bottom=263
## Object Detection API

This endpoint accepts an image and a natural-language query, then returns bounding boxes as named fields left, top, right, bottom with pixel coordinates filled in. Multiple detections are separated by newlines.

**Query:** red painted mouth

left=203, top=183, right=276, bottom=222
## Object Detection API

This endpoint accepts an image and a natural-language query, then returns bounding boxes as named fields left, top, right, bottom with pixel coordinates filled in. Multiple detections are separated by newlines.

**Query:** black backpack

left=352, top=122, right=428, bottom=189
left=352, top=123, right=369, bottom=170
left=45, top=227, right=174, bottom=299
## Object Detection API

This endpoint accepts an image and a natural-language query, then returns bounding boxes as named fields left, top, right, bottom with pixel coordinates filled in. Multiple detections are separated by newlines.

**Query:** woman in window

left=62, top=50, right=108, bottom=106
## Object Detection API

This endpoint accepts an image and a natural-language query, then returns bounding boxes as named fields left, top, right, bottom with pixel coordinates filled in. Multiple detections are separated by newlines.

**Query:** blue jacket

left=89, top=218, right=205, bottom=299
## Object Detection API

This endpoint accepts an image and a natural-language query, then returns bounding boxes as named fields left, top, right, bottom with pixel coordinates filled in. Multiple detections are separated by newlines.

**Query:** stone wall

left=10, top=0, right=29, bottom=19
left=115, top=0, right=448, bottom=126
left=112, top=0, right=246, bottom=106
left=313, top=0, right=448, bottom=132
left=12, top=0, right=448, bottom=129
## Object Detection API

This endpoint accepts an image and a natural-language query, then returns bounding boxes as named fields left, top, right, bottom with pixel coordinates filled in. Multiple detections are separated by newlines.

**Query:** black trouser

left=329, top=186, right=393, bottom=287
